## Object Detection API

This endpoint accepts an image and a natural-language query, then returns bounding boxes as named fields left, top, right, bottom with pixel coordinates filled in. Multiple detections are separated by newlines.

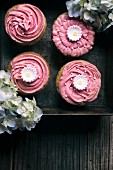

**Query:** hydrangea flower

left=66, top=0, right=82, bottom=18
left=0, top=70, right=43, bottom=134
left=66, top=0, right=113, bottom=32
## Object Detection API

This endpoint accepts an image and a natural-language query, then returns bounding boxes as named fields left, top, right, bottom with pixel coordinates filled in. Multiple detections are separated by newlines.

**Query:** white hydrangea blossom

left=0, top=70, right=43, bottom=134
left=66, top=0, right=113, bottom=32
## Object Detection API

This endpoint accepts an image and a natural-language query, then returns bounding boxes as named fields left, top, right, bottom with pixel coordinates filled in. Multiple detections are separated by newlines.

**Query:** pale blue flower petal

left=5, top=72, right=10, bottom=79
left=23, top=120, right=36, bottom=131
left=0, top=112, right=5, bottom=119
left=104, top=21, right=113, bottom=30
left=3, top=115, right=16, bottom=128
left=108, top=13, right=113, bottom=20
left=34, top=107, right=43, bottom=122
left=0, top=70, right=6, bottom=79
left=16, top=107, right=24, bottom=115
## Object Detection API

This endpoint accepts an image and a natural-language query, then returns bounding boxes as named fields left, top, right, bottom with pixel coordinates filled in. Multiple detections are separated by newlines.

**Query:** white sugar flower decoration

left=67, top=25, right=82, bottom=41
left=73, top=75, right=88, bottom=90
left=21, top=66, right=37, bottom=82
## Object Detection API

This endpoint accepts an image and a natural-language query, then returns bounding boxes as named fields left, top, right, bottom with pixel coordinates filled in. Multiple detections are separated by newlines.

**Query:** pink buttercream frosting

left=10, top=52, right=49, bottom=94
left=57, top=60, right=101, bottom=105
left=5, top=4, right=46, bottom=44
left=52, top=13, right=95, bottom=57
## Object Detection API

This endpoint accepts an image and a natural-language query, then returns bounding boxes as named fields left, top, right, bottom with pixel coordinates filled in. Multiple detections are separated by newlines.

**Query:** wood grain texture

left=110, top=116, right=113, bottom=170
left=0, top=134, right=13, bottom=170
left=1, top=0, right=113, bottom=115
left=42, top=108, right=113, bottom=115
left=0, top=116, right=110, bottom=170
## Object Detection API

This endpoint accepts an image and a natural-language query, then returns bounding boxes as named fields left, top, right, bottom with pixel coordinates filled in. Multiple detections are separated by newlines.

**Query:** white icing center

left=21, top=66, right=37, bottom=82
left=73, top=75, right=88, bottom=90
left=67, top=25, right=82, bottom=41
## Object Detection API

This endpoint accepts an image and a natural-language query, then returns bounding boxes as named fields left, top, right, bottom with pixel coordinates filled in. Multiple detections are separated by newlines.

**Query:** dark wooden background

left=0, top=116, right=113, bottom=170
left=1, top=0, right=113, bottom=169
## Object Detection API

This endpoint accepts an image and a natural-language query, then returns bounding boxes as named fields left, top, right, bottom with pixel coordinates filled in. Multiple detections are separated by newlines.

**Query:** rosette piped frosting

left=52, top=13, right=95, bottom=57
left=5, top=4, right=46, bottom=44
left=56, top=60, right=101, bottom=105
left=10, top=52, right=50, bottom=94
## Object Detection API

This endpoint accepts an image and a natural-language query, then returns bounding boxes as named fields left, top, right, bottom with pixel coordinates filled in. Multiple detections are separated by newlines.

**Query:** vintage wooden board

left=1, top=0, right=113, bottom=115
left=0, top=116, right=112, bottom=170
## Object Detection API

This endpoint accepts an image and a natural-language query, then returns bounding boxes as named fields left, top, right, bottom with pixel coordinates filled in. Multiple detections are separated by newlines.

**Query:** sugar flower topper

left=66, top=0, right=113, bottom=32
left=21, top=66, right=37, bottom=82
left=73, top=75, right=88, bottom=90
left=67, top=25, right=82, bottom=41
left=0, top=70, right=43, bottom=134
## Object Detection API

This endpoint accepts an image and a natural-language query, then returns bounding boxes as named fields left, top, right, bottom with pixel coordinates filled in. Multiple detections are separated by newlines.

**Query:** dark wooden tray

left=1, top=0, right=113, bottom=115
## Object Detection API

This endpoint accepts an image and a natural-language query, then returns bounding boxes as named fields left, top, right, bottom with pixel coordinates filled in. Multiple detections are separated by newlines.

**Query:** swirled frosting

left=5, top=4, right=46, bottom=44
left=52, top=13, right=95, bottom=57
left=10, top=52, right=49, bottom=94
left=57, top=60, right=101, bottom=105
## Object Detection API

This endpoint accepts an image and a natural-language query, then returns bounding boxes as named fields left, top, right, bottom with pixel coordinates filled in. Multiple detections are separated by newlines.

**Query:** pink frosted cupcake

left=4, top=4, right=47, bottom=45
left=52, top=13, right=95, bottom=57
left=56, top=60, right=101, bottom=105
left=8, top=52, right=50, bottom=94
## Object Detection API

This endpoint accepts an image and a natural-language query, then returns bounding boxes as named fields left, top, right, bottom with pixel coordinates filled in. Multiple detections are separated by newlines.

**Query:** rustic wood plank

left=110, top=116, right=113, bottom=170
left=100, top=117, right=110, bottom=170
left=42, top=108, right=113, bottom=115
left=9, top=116, right=111, bottom=170
left=11, top=127, right=39, bottom=169
left=79, top=132, right=88, bottom=170
left=0, top=134, right=13, bottom=170
left=1, top=1, right=112, bottom=113
left=94, top=122, right=102, bottom=170
left=87, top=116, right=110, bottom=170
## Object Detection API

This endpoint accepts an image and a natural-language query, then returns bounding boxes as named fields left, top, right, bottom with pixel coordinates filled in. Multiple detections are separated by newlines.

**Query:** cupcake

left=4, top=3, right=47, bottom=45
left=56, top=60, right=101, bottom=105
left=8, top=52, right=50, bottom=94
left=52, top=13, right=95, bottom=57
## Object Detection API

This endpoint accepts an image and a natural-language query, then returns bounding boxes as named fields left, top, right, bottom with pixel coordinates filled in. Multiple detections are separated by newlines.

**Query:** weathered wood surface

left=110, top=116, right=113, bottom=170
left=1, top=0, right=113, bottom=115
left=42, top=108, right=113, bottom=115
left=0, top=116, right=112, bottom=170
